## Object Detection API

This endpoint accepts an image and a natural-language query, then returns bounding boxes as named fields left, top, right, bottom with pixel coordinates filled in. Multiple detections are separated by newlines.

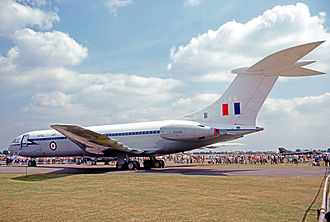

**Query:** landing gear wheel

left=104, top=160, right=109, bottom=165
left=153, top=160, right=162, bottom=168
left=144, top=160, right=152, bottom=170
left=28, top=160, right=36, bottom=167
left=134, top=161, right=141, bottom=170
left=159, top=160, right=165, bottom=168
left=127, top=161, right=136, bottom=170
left=116, top=162, right=127, bottom=170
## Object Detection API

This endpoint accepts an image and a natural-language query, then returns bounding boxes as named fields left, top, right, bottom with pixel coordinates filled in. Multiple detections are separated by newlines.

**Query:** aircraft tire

left=127, top=161, right=136, bottom=170
left=153, top=160, right=162, bottom=168
left=159, top=160, right=165, bottom=168
left=144, top=160, right=152, bottom=170
left=116, top=162, right=127, bottom=171
left=134, top=161, right=141, bottom=170
left=28, top=160, right=36, bottom=167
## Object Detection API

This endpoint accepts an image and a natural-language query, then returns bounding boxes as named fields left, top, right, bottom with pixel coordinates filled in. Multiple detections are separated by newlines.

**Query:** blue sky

left=1, top=0, right=330, bottom=151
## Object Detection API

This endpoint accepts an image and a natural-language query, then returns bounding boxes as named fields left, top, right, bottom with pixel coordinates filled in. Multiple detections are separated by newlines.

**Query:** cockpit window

left=12, top=137, right=21, bottom=144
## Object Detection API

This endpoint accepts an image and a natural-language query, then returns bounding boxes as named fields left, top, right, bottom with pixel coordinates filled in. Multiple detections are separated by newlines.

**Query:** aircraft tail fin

left=183, top=41, right=325, bottom=126
left=278, top=147, right=291, bottom=154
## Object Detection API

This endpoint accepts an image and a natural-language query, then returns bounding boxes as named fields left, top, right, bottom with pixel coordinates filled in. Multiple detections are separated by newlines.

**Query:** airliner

left=8, top=41, right=325, bottom=170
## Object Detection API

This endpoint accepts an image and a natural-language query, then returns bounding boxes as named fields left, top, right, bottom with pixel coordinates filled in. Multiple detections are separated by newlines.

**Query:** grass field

left=0, top=173, right=323, bottom=221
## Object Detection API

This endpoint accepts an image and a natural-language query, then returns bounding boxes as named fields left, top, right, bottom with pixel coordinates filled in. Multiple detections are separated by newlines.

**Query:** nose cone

left=8, top=144, right=19, bottom=155
left=8, top=135, right=23, bottom=155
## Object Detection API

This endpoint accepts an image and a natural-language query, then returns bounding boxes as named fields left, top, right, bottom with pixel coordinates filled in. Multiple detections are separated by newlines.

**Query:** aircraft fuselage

left=9, top=120, right=257, bottom=158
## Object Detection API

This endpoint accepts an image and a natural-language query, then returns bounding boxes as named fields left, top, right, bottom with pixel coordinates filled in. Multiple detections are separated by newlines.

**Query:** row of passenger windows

left=32, top=137, right=67, bottom=142
left=104, top=130, right=160, bottom=137
left=30, top=130, right=160, bottom=142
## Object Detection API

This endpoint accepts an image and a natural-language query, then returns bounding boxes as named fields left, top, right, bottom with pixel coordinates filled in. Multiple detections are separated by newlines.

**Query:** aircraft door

left=21, top=134, right=29, bottom=147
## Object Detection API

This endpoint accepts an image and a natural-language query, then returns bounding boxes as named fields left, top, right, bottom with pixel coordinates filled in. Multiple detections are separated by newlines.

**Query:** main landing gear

left=143, top=156, right=165, bottom=170
left=115, top=153, right=164, bottom=171
left=116, top=160, right=141, bottom=170
left=28, top=159, right=37, bottom=167
left=115, top=153, right=141, bottom=171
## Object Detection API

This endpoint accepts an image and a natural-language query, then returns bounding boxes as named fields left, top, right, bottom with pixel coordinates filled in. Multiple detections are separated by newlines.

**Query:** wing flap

left=51, top=124, right=144, bottom=155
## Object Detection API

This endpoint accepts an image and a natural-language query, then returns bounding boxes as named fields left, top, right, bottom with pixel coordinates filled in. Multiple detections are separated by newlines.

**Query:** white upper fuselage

left=9, top=120, right=257, bottom=157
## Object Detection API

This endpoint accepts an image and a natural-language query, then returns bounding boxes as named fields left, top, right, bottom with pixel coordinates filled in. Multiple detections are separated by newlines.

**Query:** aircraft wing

left=205, top=142, right=244, bottom=149
left=51, top=125, right=144, bottom=155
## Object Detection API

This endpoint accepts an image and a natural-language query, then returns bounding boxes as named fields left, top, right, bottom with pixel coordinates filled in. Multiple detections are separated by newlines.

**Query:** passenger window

left=204, top=112, right=208, bottom=118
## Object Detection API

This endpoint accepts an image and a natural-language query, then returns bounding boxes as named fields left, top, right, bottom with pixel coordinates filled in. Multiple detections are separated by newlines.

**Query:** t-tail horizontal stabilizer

left=184, top=41, right=325, bottom=127
left=232, top=41, right=325, bottom=76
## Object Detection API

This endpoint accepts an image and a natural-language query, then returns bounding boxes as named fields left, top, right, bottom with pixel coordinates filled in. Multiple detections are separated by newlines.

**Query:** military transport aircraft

left=278, top=147, right=322, bottom=155
left=8, top=41, right=325, bottom=170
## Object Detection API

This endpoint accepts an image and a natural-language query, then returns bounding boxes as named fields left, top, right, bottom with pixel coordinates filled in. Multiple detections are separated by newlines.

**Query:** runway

left=0, top=164, right=326, bottom=177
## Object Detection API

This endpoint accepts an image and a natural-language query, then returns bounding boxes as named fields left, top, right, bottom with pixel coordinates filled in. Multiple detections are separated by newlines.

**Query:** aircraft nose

left=8, top=144, right=19, bottom=155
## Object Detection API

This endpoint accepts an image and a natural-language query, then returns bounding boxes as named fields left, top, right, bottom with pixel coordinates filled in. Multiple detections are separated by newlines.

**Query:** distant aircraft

left=8, top=41, right=325, bottom=170
left=278, top=147, right=322, bottom=155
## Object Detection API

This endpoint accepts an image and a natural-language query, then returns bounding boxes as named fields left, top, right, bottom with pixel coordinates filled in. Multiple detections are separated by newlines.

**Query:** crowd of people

left=1, top=152, right=330, bottom=167
left=0, top=155, right=107, bottom=166
left=167, top=153, right=330, bottom=166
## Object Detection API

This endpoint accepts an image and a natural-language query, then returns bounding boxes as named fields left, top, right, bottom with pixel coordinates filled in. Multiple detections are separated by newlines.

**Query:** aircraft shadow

left=44, top=166, right=255, bottom=176
left=10, top=165, right=117, bottom=181
left=141, top=167, right=254, bottom=176
left=10, top=165, right=256, bottom=178
left=12, top=174, right=70, bottom=182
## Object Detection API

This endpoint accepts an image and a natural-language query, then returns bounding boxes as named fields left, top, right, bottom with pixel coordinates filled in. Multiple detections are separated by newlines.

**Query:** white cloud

left=171, top=93, right=220, bottom=114
left=168, top=3, right=330, bottom=82
left=11, top=69, right=184, bottom=125
left=22, top=101, right=110, bottom=126
left=0, top=67, right=80, bottom=92
left=9, top=28, right=88, bottom=69
left=244, top=93, right=330, bottom=149
left=184, top=0, right=203, bottom=6
left=0, top=1, right=87, bottom=71
left=0, top=0, right=59, bottom=38
left=263, top=93, right=330, bottom=123
left=15, top=69, right=219, bottom=125
left=31, top=91, right=72, bottom=108
left=17, top=0, right=47, bottom=7
left=109, top=93, right=221, bottom=123
left=106, top=0, right=132, bottom=17
left=80, top=74, right=183, bottom=108
left=0, top=55, right=16, bottom=73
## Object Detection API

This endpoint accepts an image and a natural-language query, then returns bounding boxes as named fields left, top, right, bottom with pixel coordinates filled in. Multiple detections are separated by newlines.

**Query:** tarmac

left=0, top=164, right=326, bottom=177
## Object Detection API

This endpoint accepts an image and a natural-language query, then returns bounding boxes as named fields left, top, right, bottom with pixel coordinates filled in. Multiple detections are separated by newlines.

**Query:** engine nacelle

left=160, top=121, right=215, bottom=141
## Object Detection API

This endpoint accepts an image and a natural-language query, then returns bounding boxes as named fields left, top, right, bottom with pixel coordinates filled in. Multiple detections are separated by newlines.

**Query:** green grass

left=0, top=174, right=322, bottom=221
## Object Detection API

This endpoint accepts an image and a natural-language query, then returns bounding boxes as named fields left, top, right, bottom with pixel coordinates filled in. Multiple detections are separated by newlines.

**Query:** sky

left=1, top=0, right=330, bottom=152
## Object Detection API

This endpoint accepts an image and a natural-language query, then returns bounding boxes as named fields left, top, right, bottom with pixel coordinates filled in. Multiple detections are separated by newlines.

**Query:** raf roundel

left=49, top=141, right=57, bottom=150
